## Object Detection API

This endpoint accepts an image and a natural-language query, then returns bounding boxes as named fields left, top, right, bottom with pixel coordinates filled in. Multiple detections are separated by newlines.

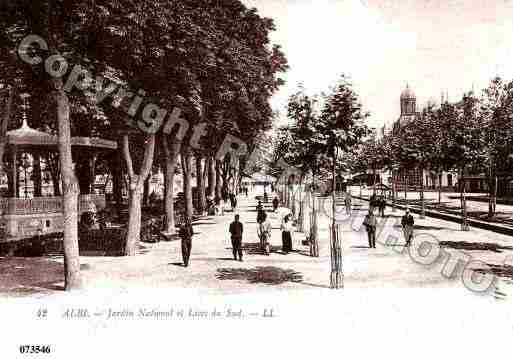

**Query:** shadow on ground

left=216, top=266, right=303, bottom=285
left=241, top=242, right=282, bottom=255
left=476, top=264, right=513, bottom=280
left=390, top=224, right=454, bottom=231
left=440, top=241, right=513, bottom=253
left=0, top=257, right=65, bottom=296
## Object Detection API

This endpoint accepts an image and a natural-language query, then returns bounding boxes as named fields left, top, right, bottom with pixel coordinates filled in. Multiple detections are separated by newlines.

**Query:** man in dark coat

left=369, top=193, right=377, bottom=213
left=179, top=217, right=194, bottom=267
left=229, top=214, right=244, bottom=261
left=401, top=209, right=414, bottom=246
left=363, top=209, right=377, bottom=248
left=256, top=202, right=266, bottom=224
left=272, top=197, right=279, bottom=212
left=229, top=193, right=237, bottom=211
left=378, top=196, right=386, bottom=217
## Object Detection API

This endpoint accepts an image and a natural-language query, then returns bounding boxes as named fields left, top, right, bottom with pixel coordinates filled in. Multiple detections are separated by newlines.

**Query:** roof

left=242, top=173, right=276, bottom=183
left=400, top=84, right=416, bottom=100
left=5, top=120, right=117, bottom=149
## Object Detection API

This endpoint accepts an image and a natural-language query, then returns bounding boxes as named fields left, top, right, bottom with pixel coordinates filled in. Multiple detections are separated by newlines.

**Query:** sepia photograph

left=0, top=0, right=512, bottom=358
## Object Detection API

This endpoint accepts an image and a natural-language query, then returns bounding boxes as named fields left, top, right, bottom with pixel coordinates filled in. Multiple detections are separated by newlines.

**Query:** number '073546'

left=19, top=345, right=51, bottom=354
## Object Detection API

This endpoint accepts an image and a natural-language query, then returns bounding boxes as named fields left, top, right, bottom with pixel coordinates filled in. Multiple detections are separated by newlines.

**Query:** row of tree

left=359, top=76, right=513, bottom=224
left=0, top=0, right=288, bottom=289
left=271, top=76, right=370, bottom=288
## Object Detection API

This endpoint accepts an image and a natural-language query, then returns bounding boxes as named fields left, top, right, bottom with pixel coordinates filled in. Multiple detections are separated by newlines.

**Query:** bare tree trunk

left=488, top=162, right=497, bottom=218
left=195, top=155, right=207, bottom=215
left=207, top=156, right=216, bottom=199
left=181, top=146, right=194, bottom=221
left=0, top=87, right=13, bottom=177
left=215, top=160, right=222, bottom=200
left=143, top=176, right=150, bottom=207
left=233, top=157, right=241, bottom=195
left=310, top=169, right=319, bottom=257
left=53, top=78, right=82, bottom=290
left=459, top=167, right=469, bottom=231
left=493, top=175, right=498, bottom=214
left=392, top=172, right=397, bottom=212
left=330, top=147, right=342, bottom=289
left=123, top=133, right=156, bottom=256
left=438, top=172, right=442, bottom=204
left=163, top=136, right=181, bottom=234
left=420, top=167, right=425, bottom=218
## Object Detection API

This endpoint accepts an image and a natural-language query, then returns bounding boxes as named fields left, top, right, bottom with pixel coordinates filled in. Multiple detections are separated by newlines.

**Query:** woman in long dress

left=281, top=214, right=293, bottom=253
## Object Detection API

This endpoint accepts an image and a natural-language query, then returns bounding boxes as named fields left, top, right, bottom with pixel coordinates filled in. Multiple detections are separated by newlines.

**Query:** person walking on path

left=378, top=196, right=386, bottom=217
left=257, top=211, right=272, bottom=255
left=229, top=214, right=244, bottom=261
left=272, top=196, right=279, bottom=212
left=401, top=209, right=414, bottom=246
left=256, top=200, right=263, bottom=212
left=256, top=202, right=266, bottom=225
left=363, top=209, right=377, bottom=248
left=229, top=193, right=237, bottom=212
left=344, top=192, right=352, bottom=215
left=281, top=214, right=293, bottom=253
left=178, top=217, right=194, bottom=267
left=369, top=193, right=377, bottom=214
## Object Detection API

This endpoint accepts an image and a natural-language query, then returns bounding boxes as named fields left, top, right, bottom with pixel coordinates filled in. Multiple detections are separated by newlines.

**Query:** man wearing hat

left=401, top=209, right=414, bottom=246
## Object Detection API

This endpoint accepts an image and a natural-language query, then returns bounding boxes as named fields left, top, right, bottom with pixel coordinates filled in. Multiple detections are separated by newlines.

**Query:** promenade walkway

left=1, top=191, right=512, bottom=299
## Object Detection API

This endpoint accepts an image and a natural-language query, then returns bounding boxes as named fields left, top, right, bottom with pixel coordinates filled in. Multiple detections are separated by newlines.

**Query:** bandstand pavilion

left=0, top=117, right=117, bottom=240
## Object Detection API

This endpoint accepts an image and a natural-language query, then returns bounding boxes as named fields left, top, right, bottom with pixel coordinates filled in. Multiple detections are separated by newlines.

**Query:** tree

left=122, top=132, right=155, bottom=255
left=317, top=75, right=370, bottom=289
left=479, top=77, right=513, bottom=218
left=449, top=92, right=486, bottom=230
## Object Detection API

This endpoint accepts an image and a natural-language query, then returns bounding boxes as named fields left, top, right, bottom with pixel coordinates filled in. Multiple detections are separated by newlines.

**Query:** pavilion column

left=33, top=152, right=42, bottom=197
left=90, top=153, right=96, bottom=194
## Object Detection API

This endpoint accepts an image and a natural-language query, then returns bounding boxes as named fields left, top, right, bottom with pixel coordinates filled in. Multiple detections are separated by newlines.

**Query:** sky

left=242, top=0, right=513, bottom=129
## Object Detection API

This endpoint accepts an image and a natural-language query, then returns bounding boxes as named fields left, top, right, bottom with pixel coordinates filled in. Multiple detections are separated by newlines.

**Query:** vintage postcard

left=0, top=1, right=512, bottom=358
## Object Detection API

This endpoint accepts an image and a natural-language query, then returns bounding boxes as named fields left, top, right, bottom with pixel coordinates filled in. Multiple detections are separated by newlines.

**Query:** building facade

left=391, top=84, right=457, bottom=191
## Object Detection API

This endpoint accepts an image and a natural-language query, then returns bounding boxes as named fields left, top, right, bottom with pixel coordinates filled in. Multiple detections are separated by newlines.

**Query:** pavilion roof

left=5, top=119, right=117, bottom=149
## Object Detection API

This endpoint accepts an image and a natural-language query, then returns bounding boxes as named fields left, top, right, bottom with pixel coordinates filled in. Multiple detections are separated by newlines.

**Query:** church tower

left=400, top=84, right=416, bottom=115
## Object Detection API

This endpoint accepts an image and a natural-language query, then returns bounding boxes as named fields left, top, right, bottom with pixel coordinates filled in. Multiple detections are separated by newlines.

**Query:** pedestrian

left=222, top=187, right=228, bottom=202
left=229, top=193, right=237, bottom=212
left=369, top=193, right=377, bottom=213
left=219, top=197, right=225, bottom=216
left=344, top=192, right=352, bottom=215
left=263, top=191, right=268, bottom=203
left=272, top=197, right=279, bottom=212
left=363, top=209, right=377, bottom=248
left=281, top=214, right=293, bottom=253
left=257, top=211, right=272, bottom=255
left=229, top=214, right=244, bottom=261
left=179, top=217, right=193, bottom=267
left=256, top=203, right=266, bottom=224
left=401, top=208, right=414, bottom=246
left=245, top=187, right=248, bottom=197
left=378, top=196, right=386, bottom=217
